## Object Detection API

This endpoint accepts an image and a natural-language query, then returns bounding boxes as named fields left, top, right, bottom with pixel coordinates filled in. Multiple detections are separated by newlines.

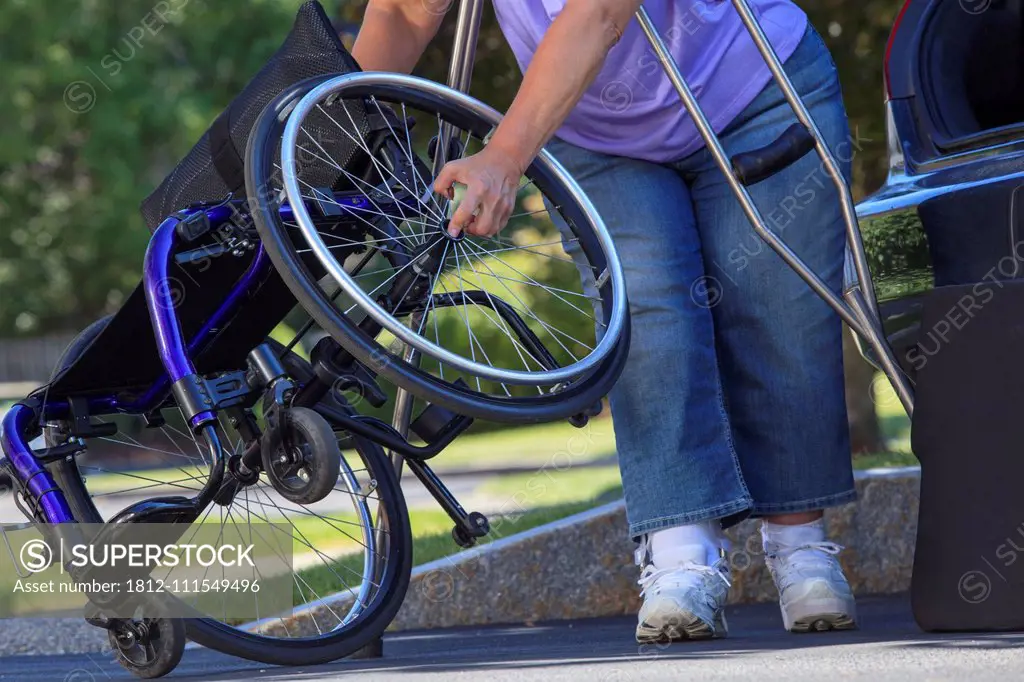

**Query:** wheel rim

left=278, top=72, right=628, bottom=390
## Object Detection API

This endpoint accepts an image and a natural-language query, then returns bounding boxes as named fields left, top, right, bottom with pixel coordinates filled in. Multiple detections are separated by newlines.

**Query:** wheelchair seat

left=44, top=249, right=297, bottom=402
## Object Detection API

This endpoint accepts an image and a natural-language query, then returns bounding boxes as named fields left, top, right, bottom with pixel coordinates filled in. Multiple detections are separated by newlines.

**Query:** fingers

left=464, top=190, right=513, bottom=238
left=451, top=181, right=483, bottom=235
left=433, top=155, right=518, bottom=238
left=433, top=162, right=460, bottom=201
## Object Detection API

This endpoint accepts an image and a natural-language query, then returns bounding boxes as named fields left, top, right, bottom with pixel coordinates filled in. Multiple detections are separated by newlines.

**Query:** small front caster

left=108, top=617, right=185, bottom=679
left=262, top=406, right=341, bottom=505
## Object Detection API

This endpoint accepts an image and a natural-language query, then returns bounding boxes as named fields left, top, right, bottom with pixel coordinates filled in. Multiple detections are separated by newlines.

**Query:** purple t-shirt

left=491, top=0, right=808, bottom=162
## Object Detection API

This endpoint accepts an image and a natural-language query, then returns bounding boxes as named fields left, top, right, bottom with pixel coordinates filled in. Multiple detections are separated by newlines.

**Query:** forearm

left=487, top=0, right=643, bottom=172
left=352, top=0, right=447, bottom=73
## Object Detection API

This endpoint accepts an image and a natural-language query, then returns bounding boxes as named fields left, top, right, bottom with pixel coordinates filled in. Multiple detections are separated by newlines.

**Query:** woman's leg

left=674, top=26, right=857, bottom=631
left=674, top=27, right=856, bottom=521
left=545, top=138, right=742, bottom=640
left=545, top=138, right=753, bottom=541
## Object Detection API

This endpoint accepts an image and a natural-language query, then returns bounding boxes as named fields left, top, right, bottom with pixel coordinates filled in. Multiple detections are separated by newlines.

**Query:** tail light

left=884, top=0, right=913, bottom=100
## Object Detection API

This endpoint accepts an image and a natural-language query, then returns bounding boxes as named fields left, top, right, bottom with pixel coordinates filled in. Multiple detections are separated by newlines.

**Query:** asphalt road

left=5, top=594, right=1024, bottom=682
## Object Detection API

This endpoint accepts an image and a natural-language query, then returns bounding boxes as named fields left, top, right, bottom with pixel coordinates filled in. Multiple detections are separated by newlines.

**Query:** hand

left=433, top=146, right=524, bottom=239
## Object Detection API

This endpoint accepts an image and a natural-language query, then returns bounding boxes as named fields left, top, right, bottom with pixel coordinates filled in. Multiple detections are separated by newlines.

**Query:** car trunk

left=888, top=0, right=1024, bottom=164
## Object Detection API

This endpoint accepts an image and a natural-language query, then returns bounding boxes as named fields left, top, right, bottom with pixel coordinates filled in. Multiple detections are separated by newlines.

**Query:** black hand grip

left=730, top=122, right=816, bottom=186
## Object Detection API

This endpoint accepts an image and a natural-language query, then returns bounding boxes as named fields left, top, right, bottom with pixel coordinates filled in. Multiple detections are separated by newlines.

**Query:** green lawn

left=430, top=417, right=617, bottom=472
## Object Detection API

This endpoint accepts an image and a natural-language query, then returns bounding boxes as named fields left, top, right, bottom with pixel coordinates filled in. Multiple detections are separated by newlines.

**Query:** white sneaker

left=763, top=525, right=858, bottom=633
left=635, top=541, right=731, bottom=643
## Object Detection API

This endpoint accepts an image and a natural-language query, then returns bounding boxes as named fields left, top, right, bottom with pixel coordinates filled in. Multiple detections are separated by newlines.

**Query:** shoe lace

left=768, top=541, right=844, bottom=583
left=637, top=562, right=732, bottom=598
left=774, top=541, right=842, bottom=560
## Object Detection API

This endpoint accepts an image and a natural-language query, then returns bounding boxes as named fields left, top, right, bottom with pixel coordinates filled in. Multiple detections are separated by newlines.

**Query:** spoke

left=255, top=481, right=384, bottom=552
left=301, top=115, right=401, bottom=223
left=413, top=242, right=450, bottom=339
left=434, top=276, right=483, bottom=392
left=463, top=239, right=599, bottom=321
left=252, top=484, right=376, bottom=592
left=449, top=244, right=511, bottom=396
left=293, top=221, right=411, bottom=261
left=320, top=199, right=435, bottom=230
left=458, top=239, right=586, bottom=360
left=517, top=177, right=537, bottom=193
left=476, top=238, right=591, bottom=268
left=345, top=236, right=444, bottom=316
left=371, top=96, right=439, bottom=244
left=459, top=261, right=601, bottom=302
left=399, top=102, right=425, bottom=199
left=455, top=242, right=549, bottom=385
left=80, top=471, right=204, bottom=498
left=317, top=104, right=445, bottom=224
left=507, top=207, right=557, bottom=220
left=284, top=169, right=419, bottom=252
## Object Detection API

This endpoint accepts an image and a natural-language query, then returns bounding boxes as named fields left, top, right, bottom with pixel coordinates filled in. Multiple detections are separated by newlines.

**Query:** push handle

left=730, top=122, right=816, bottom=186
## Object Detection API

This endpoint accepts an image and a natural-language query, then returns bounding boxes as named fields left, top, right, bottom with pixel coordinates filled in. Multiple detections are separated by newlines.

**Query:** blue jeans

left=548, top=27, right=856, bottom=539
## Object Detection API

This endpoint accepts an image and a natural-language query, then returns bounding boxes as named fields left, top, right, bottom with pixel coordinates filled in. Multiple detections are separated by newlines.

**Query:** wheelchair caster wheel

left=108, top=617, right=185, bottom=679
left=262, top=406, right=341, bottom=505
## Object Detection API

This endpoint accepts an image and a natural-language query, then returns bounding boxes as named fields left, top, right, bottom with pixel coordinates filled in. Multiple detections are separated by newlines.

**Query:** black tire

left=261, top=405, right=341, bottom=505
left=44, top=319, right=413, bottom=666
left=246, top=76, right=630, bottom=424
left=108, top=617, right=186, bottom=680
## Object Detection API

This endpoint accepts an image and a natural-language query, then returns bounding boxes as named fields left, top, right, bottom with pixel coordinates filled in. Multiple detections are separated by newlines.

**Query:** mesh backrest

left=140, top=1, right=369, bottom=230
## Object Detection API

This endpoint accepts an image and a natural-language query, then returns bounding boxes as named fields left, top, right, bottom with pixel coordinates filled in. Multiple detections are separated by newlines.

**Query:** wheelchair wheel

left=246, top=72, right=630, bottom=423
left=41, top=323, right=413, bottom=666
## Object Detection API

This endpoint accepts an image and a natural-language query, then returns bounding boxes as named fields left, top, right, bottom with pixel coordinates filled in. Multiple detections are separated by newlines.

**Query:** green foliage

left=0, top=0, right=905, bottom=338
left=0, top=0, right=314, bottom=335
left=802, top=1, right=905, bottom=198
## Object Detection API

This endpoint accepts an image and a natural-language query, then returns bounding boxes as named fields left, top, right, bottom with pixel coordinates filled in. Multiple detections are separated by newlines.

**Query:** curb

left=386, top=466, right=921, bottom=630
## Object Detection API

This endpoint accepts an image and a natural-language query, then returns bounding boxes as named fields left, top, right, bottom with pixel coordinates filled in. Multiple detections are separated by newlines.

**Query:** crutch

left=634, top=2, right=914, bottom=417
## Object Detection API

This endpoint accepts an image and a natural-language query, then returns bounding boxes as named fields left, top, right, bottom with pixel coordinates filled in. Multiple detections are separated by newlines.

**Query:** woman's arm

left=436, top=0, right=644, bottom=237
left=351, top=0, right=449, bottom=73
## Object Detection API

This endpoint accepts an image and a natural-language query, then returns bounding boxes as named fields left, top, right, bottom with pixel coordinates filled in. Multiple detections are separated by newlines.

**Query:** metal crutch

left=634, top=1, right=914, bottom=418
left=359, top=0, right=486, bottom=659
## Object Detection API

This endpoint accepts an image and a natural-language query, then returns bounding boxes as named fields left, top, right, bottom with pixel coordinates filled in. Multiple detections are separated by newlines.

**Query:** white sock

left=649, top=521, right=725, bottom=567
left=761, top=518, right=825, bottom=552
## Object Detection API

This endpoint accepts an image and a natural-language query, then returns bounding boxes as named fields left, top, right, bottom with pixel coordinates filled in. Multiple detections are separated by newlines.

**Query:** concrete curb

left=386, top=466, right=921, bottom=630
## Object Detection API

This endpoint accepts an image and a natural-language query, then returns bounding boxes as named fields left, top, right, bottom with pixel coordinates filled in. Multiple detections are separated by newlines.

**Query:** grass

left=430, top=417, right=617, bottom=472
left=75, top=374, right=917, bottom=610
left=479, top=464, right=623, bottom=508
left=853, top=451, right=918, bottom=469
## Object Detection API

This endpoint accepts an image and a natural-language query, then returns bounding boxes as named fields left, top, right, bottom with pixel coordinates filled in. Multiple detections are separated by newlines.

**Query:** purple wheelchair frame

left=0, top=196, right=368, bottom=526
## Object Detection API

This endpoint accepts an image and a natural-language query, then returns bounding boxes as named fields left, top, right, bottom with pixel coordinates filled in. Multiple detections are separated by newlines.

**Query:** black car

left=857, top=0, right=1024, bottom=377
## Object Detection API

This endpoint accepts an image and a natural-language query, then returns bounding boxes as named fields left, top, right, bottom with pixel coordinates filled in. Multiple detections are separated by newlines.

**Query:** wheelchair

left=0, top=0, right=912, bottom=678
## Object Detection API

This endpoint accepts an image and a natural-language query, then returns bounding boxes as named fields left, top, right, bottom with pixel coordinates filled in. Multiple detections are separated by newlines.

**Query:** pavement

left=5, top=594, right=1024, bottom=681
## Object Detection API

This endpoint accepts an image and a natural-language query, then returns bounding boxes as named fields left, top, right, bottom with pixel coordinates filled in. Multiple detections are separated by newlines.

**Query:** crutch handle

left=730, top=122, right=815, bottom=186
